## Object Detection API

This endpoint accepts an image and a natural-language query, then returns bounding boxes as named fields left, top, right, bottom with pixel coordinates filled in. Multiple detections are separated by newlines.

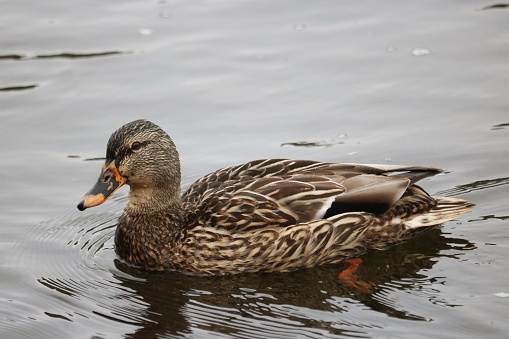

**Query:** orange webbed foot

left=338, top=258, right=373, bottom=293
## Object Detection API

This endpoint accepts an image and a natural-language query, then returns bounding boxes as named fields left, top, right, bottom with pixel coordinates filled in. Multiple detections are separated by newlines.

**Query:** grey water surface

left=1, top=0, right=508, bottom=338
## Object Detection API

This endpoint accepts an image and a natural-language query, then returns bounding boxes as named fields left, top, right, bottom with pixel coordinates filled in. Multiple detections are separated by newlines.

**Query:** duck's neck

left=115, top=185, right=186, bottom=271
left=125, top=185, right=182, bottom=215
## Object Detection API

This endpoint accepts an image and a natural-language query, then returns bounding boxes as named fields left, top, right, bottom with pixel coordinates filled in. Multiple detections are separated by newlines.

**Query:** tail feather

left=364, top=195, right=474, bottom=250
left=405, top=196, right=474, bottom=228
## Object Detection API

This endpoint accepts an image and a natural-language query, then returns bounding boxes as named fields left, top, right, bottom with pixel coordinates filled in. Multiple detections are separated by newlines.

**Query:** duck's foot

left=338, top=258, right=373, bottom=293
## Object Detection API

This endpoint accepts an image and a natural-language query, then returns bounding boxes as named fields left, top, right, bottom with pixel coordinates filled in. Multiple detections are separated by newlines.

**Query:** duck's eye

left=131, top=141, right=142, bottom=151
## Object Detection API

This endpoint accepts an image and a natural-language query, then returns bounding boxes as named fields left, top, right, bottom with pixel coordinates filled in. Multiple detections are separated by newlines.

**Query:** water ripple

left=24, top=195, right=154, bottom=336
left=0, top=51, right=130, bottom=61
left=0, top=84, right=38, bottom=92
left=184, top=299, right=342, bottom=338
left=480, top=3, right=509, bottom=11
left=437, top=176, right=509, bottom=196
left=281, top=134, right=347, bottom=148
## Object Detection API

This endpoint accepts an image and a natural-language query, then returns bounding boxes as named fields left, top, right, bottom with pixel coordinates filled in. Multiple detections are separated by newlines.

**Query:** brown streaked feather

left=179, top=212, right=376, bottom=275
left=182, top=159, right=442, bottom=232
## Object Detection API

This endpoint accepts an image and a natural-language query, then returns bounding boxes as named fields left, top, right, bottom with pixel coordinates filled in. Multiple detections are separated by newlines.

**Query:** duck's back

left=181, top=159, right=443, bottom=232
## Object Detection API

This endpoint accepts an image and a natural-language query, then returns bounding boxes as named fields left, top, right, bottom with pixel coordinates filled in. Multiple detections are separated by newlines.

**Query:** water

left=1, top=0, right=508, bottom=338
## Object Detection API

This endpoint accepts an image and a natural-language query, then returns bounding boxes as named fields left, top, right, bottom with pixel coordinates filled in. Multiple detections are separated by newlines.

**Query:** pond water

left=1, top=0, right=508, bottom=338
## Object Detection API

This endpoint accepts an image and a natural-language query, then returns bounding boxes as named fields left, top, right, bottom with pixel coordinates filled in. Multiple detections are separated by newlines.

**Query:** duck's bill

left=77, top=161, right=126, bottom=211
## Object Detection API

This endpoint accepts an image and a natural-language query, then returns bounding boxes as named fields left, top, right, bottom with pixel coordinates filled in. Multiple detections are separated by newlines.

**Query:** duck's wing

left=183, top=174, right=344, bottom=231
left=182, top=159, right=443, bottom=232
left=183, top=159, right=441, bottom=199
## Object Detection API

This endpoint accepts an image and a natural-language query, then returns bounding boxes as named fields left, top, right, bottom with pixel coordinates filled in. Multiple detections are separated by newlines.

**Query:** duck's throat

left=113, top=185, right=186, bottom=270
left=114, top=205, right=186, bottom=271
left=126, top=185, right=181, bottom=215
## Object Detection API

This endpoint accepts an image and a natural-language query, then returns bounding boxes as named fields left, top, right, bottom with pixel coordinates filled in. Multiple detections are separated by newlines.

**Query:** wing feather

left=182, top=159, right=444, bottom=232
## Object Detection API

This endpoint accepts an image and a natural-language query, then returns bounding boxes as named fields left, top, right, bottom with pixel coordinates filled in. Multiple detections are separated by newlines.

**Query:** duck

left=77, top=119, right=473, bottom=276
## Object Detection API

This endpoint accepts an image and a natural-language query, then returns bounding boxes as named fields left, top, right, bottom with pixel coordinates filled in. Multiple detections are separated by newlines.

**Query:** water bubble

left=494, top=292, right=509, bottom=298
left=411, top=48, right=431, bottom=56
left=138, top=28, right=154, bottom=36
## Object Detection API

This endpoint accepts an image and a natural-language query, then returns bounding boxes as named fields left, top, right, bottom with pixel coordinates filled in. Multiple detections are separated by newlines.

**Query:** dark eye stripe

left=117, top=140, right=150, bottom=162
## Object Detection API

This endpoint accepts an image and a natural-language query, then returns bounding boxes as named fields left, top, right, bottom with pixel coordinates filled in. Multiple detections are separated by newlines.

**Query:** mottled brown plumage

left=78, top=120, right=474, bottom=275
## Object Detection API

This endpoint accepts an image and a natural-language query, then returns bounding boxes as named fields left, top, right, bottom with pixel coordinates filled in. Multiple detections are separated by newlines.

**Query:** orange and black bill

left=77, top=161, right=126, bottom=211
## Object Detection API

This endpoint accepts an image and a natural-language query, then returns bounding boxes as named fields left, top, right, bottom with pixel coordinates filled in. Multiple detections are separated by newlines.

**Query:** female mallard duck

left=77, top=119, right=473, bottom=276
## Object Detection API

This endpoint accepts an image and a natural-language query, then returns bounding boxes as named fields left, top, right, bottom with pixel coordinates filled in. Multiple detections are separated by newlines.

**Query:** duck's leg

left=338, top=258, right=373, bottom=293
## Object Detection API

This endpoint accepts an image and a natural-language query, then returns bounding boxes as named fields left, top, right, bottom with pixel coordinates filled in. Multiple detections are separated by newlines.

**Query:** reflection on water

left=0, top=49, right=128, bottom=93
left=491, top=123, right=509, bottom=130
left=36, top=204, right=476, bottom=338
left=0, top=51, right=129, bottom=61
left=0, top=84, right=38, bottom=92
left=468, top=214, right=509, bottom=222
left=481, top=3, right=509, bottom=11
left=281, top=134, right=347, bottom=148
left=437, top=176, right=509, bottom=197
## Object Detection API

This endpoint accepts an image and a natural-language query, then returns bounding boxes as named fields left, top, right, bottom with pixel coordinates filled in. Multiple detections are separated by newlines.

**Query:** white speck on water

left=139, top=28, right=154, bottom=36
left=347, top=151, right=358, bottom=156
left=494, top=292, right=509, bottom=298
left=412, top=48, right=431, bottom=56
left=386, top=46, right=397, bottom=52
left=337, top=133, right=347, bottom=139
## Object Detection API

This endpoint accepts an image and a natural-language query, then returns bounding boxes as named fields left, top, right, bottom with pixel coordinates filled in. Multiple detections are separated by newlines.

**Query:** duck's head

left=77, top=119, right=181, bottom=212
